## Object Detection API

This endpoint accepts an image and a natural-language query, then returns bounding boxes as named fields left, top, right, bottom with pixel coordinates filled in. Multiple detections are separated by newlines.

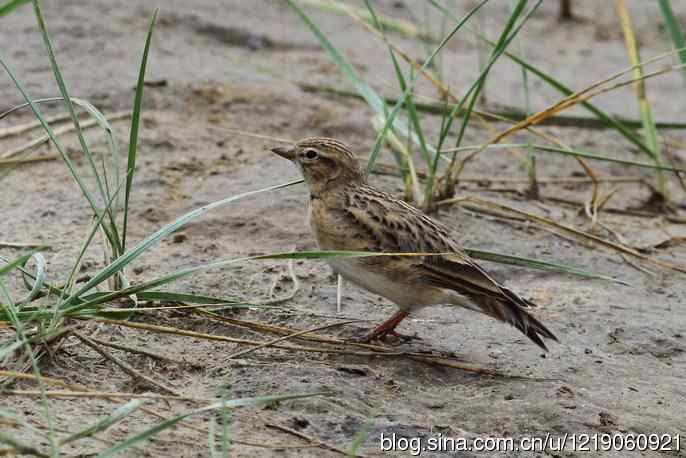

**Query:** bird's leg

left=356, top=310, right=419, bottom=343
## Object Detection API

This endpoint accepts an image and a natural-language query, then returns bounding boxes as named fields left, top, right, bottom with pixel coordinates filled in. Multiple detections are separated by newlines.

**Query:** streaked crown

left=272, top=137, right=365, bottom=192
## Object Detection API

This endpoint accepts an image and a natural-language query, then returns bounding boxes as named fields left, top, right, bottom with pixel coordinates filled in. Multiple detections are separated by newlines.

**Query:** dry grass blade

left=0, top=111, right=73, bottom=139
left=73, top=331, right=180, bottom=396
left=201, top=312, right=547, bottom=378
left=265, top=420, right=353, bottom=457
left=453, top=58, right=686, bottom=174
left=0, top=370, right=74, bottom=389
left=0, top=240, right=46, bottom=248
left=0, top=376, right=316, bottom=451
left=226, top=320, right=360, bottom=359
left=0, top=370, right=210, bottom=439
left=0, top=110, right=130, bottom=159
left=83, top=334, right=181, bottom=364
left=0, top=154, right=58, bottom=167
left=575, top=155, right=601, bottom=227
left=299, top=0, right=433, bottom=43
left=372, top=115, right=422, bottom=203
left=94, top=316, right=512, bottom=377
left=214, top=126, right=294, bottom=144
left=439, top=195, right=686, bottom=274
left=92, top=317, right=405, bottom=356
left=2, top=390, right=202, bottom=402
left=615, top=0, right=666, bottom=197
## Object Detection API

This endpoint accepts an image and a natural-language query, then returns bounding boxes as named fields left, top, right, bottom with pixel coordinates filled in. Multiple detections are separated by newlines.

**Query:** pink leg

left=363, top=310, right=410, bottom=342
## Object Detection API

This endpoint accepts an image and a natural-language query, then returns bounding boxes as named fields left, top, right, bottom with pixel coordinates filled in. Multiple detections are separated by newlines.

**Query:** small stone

left=172, top=233, right=188, bottom=243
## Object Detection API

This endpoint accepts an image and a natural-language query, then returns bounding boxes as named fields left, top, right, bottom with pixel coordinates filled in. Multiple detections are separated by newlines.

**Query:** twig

left=73, top=331, right=180, bottom=396
left=265, top=421, right=353, bottom=456
left=226, top=320, right=360, bottom=360
left=80, top=335, right=181, bottom=364
left=336, top=274, right=343, bottom=313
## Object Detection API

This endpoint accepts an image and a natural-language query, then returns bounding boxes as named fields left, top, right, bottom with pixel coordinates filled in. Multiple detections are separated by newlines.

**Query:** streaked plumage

left=271, top=137, right=558, bottom=350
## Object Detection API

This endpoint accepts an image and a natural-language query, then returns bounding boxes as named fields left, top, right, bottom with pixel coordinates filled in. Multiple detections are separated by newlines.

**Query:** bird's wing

left=345, top=187, right=534, bottom=308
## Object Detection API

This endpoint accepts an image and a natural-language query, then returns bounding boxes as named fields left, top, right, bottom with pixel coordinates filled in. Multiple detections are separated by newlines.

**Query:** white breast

left=327, top=258, right=451, bottom=309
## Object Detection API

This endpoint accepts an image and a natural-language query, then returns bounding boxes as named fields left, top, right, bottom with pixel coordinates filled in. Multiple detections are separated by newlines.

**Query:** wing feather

left=345, top=187, right=533, bottom=307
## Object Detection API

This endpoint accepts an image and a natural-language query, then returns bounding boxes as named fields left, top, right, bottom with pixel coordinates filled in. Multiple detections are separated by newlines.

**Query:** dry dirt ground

left=1, top=1, right=685, bottom=457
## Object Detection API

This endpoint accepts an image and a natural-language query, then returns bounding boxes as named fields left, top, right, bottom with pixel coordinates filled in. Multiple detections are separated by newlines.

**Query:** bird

left=271, top=137, right=558, bottom=351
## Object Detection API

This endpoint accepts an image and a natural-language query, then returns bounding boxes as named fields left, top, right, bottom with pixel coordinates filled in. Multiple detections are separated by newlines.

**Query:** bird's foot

left=386, top=329, right=422, bottom=342
left=347, top=329, right=421, bottom=345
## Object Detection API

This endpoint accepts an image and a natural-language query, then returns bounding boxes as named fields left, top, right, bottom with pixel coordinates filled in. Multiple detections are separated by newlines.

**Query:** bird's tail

left=448, top=291, right=558, bottom=351
left=482, top=296, right=558, bottom=351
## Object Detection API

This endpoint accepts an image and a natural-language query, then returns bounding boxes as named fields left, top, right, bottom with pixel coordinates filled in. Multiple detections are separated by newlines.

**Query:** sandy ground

left=1, top=1, right=685, bottom=456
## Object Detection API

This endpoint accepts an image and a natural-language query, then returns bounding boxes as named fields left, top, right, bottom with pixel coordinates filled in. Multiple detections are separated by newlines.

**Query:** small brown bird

left=272, top=137, right=558, bottom=350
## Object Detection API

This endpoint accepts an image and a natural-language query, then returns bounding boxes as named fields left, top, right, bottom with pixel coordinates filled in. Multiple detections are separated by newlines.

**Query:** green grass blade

left=17, top=252, right=45, bottom=304
left=299, top=0, right=435, bottom=42
left=0, top=250, right=42, bottom=277
left=61, top=248, right=625, bottom=315
left=427, top=1, right=656, bottom=159
left=658, top=0, right=686, bottom=87
left=0, top=96, right=122, bottom=211
left=0, top=431, right=48, bottom=458
left=441, top=142, right=685, bottom=172
left=285, top=0, right=386, bottom=117
left=0, top=53, right=121, bottom=254
left=0, top=279, right=58, bottom=455
left=53, top=175, right=130, bottom=322
left=442, top=0, right=542, bottom=191
left=363, top=0, right=488, bottom=177
left=96, top=393, right=326, bottom=458
left=0, top=0, right=29, bottom=16
left=31, top=0, right=121, bottom=249
left=297, top=82, right=686, bottom=130
left=465, top=249, right=628, bottom=285
left=364, top=0, right=431, bottom=164
left=60, top=180, right=302, bottom=308
left=286, top=0, right=487, bottom=177
left=134, top=291, right=240, bottom=304
left=0, top=340, right=24, bottom=361
left=61, top=400, right=143, bottom=446
left=122, top=9, right=158, bottom=251
left=347, top=417, right=374, bottom=457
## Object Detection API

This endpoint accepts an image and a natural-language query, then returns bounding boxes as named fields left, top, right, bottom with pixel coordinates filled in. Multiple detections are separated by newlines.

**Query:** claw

left=347, top=310, right=414, bottom=345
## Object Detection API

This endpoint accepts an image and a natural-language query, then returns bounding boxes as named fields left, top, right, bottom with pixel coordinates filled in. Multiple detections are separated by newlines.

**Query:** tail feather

left=479, top=296, right=558, bottom=351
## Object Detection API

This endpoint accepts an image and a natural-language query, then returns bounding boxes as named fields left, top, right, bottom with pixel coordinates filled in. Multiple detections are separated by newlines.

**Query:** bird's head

left=271, top=137, right=365, bottom=194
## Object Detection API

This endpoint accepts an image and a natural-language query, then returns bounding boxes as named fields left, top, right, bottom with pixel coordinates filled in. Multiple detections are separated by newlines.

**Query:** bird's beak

left=271, top=146, right=296, bottom=161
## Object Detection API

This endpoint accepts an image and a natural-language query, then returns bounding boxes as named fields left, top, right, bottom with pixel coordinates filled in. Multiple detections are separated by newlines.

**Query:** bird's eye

left=304, top=149, right=318, bottom=160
